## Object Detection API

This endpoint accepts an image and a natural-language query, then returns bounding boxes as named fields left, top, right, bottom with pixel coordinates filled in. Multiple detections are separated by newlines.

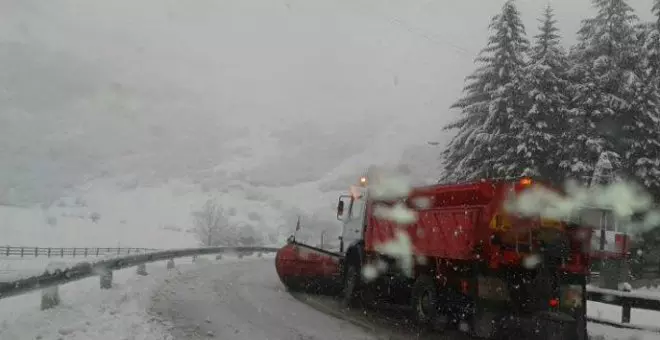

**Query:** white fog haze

left=0, top=0, right=656, bottom=247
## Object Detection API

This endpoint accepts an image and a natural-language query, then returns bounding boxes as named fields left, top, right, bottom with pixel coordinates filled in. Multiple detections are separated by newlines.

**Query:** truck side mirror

left=337, top=200, right=345, bottom=220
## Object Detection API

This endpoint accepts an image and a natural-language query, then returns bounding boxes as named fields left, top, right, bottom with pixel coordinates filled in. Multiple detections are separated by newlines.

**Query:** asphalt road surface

left=150, top=257, right=463, bottom=340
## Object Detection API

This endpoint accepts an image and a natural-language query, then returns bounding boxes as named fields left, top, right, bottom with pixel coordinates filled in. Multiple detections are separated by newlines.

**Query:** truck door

left=341, top=194, right=366, bottom=252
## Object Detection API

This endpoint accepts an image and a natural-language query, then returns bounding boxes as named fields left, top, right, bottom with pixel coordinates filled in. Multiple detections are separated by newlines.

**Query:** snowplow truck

left=275, top=177, right=592, bottom=340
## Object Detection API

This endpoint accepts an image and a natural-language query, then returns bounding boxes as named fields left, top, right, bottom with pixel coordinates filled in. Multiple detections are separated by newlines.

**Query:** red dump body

left=364, top=179, right=591, bottom=273
left=366, top=180, right=522, bottom=258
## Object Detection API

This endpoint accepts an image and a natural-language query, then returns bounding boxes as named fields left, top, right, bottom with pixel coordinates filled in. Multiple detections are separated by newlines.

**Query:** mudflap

left=497, top=311, right=586, bottom=340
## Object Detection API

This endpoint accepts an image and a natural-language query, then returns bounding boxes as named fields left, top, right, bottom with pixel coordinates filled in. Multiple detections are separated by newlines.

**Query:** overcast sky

left=0, top=0, right=655, bottom=205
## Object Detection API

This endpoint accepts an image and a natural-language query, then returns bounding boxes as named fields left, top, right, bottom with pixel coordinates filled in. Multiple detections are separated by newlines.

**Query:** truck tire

left=469, top=308, right=497, bottom=339
left=341, top=261, right=361, bottom=309
left=283, top=278, right=304, bottom=292
left=411, top=275, right=438, bottom=327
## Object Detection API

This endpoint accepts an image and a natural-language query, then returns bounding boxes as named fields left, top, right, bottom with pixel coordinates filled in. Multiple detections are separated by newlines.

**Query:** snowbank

left=0, top=255, right=258, bottom=340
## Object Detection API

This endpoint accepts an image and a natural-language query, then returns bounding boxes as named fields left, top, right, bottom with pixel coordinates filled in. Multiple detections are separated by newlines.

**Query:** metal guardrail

left=0, top=246, right=159, bottom=258
left=586, top=286, right=660, bottom=331
left=0, top=246, right=278, bottom=301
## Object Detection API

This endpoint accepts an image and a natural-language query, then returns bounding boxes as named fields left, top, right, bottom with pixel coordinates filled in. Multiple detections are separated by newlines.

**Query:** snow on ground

left=588, top=300, right=660, bottom=332
left=589, top=323, right=660, bottom=340
left=0, top=254, right=258, bottom=340
left=0, top=174, right=355, bottom=253
left=0, top=253, right=656, bottom=340
left=151, top=256, right=379, bottom=340
left=585, top=285, right=660, bottom=333
left=0, top=178, right=294, bottom=249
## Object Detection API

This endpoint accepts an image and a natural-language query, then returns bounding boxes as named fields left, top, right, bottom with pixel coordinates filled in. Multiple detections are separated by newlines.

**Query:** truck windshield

left=349, top=196, right=366, bottom=220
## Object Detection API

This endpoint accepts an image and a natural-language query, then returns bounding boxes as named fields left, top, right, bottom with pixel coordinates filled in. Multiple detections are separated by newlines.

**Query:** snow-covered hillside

left=0, top=0, right=656, bottom=246
left=0, top=179, right=285, bottom=248
left=0, top=175, right=355, bottom=248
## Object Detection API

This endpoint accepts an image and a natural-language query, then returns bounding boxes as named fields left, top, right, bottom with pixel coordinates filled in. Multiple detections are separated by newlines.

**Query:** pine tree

left=590, top=152, right=618, bottom=186
left=629, top=0, right=660, bottom=197
left=643, top=0, right=660, bottom=81
left=440, top=0, right=529, bottom=182
left=517, top=6, right=570, bottom=184
left=561, top=0, right=640, bottom=184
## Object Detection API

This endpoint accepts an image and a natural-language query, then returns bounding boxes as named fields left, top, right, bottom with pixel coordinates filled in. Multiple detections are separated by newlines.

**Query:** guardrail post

left=84, top=248, right=88, bottom=257
left=20, top=247, right=24, bottom=257
left=72, top=248, right=76, bottom=258
left=620, top=283, right=633, bottom=323
left=34, top=247, right=38, bottom=257
left=5, top=247, right=9, bottom=256
left=116, top=247, right=120, bottom=255
left=100, top=268, right=113, bottom=289
left=167, top=259, right=175, bottom=269
left=192, top=255, right=197, bottom=262
left=60, top=248, right=64, bottom=257
left=96, top=248, right=100, bottom=256
left=622, top=300, right=632, bottom=323
left=40, top=285, right=60, bottom=310
left=136, top=263, right=148, bottom=276
left=47, top=247, right=51, bottom=257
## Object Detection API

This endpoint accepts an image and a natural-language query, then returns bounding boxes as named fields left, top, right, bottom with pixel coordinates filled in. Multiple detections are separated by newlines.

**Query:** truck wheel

left=283, top=278, right=303, bottom=292
left=341, top=261, right=361, bottom=309
left=411, top=275, right=438, bottom=327
left=469, top=308, right=497, bottom=339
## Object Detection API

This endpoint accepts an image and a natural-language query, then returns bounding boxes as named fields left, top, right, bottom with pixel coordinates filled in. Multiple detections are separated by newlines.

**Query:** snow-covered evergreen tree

left=590, top=151, right=618, bottom=186
left=440, top=0, right=529, bottom=182
left=629, top=0, right=660, bottom=197
left=642, top=0, right=660, bottom=81
left=561, top=0, right=640, bottom=184
left=517, top=6, right=570, bottom=184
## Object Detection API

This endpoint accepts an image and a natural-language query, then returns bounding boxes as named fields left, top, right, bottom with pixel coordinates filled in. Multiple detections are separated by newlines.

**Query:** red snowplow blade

left=274, top=243, right=301, bottom=280
left=274, top=242, right=343, bottom=293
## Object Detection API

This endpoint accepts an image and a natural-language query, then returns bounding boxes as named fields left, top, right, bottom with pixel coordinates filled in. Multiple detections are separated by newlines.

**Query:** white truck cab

left=336, top=177, right=368, bottom=253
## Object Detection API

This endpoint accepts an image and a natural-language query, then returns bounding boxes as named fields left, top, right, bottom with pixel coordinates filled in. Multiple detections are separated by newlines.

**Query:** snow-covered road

left=150, top=257, right=463, bottom=340
left=151, top=257, right=387, bottom=340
